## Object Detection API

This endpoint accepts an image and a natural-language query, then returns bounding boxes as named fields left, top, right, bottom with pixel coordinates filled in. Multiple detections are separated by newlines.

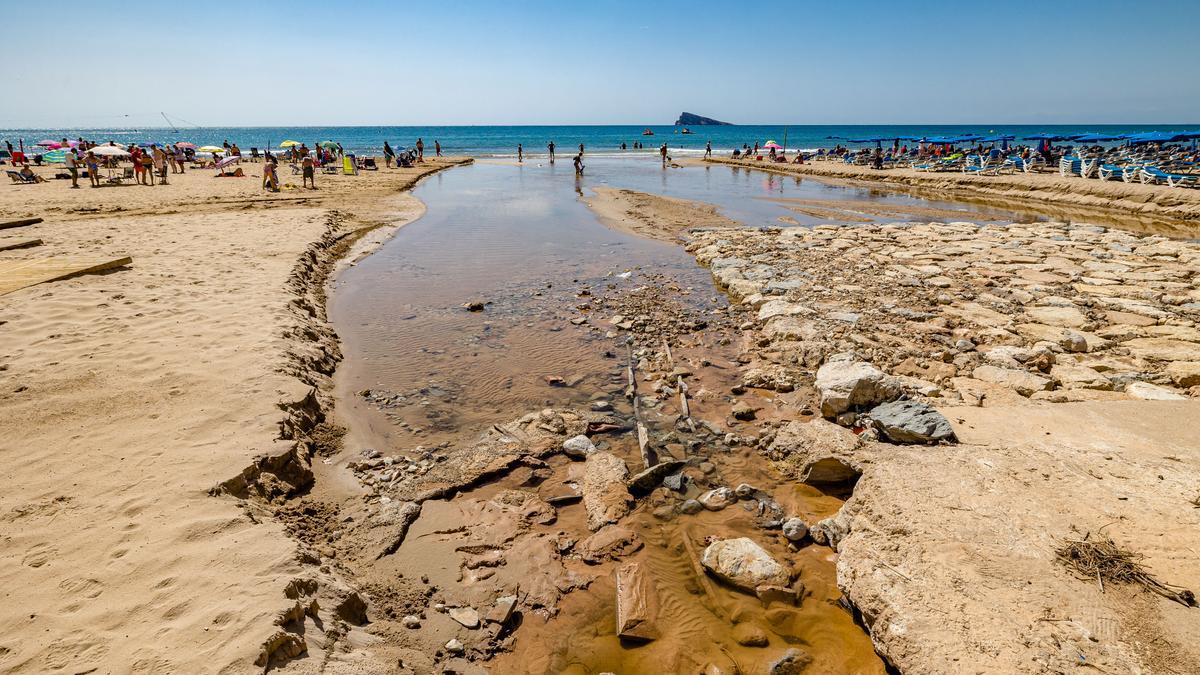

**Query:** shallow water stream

left=326, top=157, right=1054, bottom=672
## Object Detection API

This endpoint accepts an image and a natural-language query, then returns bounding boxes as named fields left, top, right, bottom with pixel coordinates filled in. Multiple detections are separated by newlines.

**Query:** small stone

left=731, top=402, right=757, bottom=420
left=401, top=615, right=421, bottom=629
left=732, top=622, right=769, bottom=647
left=781, top=518, right=808, bottom=542
left=734, top=483, right=757, bottom=499
left=463, top=300, right=485, bottom=312
left=769, top=648, right=813, bottom=674
left=678, top=499, right=703, bottom=515
left=700, top=537, right=790, bottom=592
left=627, top=459, right=687, bottom=496
left=562, top=434, right=597, bottom=459
left=1125, top=381, right=1188, bottom=400
left=698, top=487, right=737, bottom=511
left=448, top=607, right=480, bottom=629
left=486, top=595, right=517, bottom=625
left=444, top=638, right=464, bottom=654
left=590, top=400, right=613, bottom=412
left=866, top=400, right=956, bottom=444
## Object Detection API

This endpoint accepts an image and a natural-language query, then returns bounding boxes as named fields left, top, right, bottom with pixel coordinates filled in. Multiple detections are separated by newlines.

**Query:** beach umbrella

left=42, top=149, right=67, bottom=163
left=35, top=139, right=60, bottom=147
left=90, top=146, right=130, bottom=157
left=214, top=155, right=240, bottom=173
left=1023, top=133, right=1070, bottom=142
left=762, top=140, right=783, bottom=149
left=197, top=145, right=225, bottom=153
left=1126, top=131, right=1178, bottom=144
left=174, top=141, right=196, bottom=149
left=280, top=140, right=300, bottom=148
left=1070, top=133, right=1125, bottom=143
left=318, top=141, right=339, bottom=150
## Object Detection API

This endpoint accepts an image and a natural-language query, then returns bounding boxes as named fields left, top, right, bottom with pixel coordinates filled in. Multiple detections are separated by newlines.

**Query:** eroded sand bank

left=0, top=157, right=469, bottom=673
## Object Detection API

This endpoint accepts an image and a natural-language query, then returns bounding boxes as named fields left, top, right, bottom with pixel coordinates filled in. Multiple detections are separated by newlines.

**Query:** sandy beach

left=0, top=157, right=469, bottom=673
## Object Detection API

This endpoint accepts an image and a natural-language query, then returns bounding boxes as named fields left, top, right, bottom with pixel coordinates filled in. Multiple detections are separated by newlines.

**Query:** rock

left=731, top=402, right=757, bottom=420
left=971, top=365, right=1052, bottom=397
left=1026, top=305, right=1088, bottom=328
left=769, top=648, right=813, bottom=674
left=732, top=622, right=769, bottom=647
left=1125, top=381, right=1188, bottom=400
left=463, top=300, right=485, bottom=312
left=581, top=452, right=632, bottom=531
left=448, top=607, right=480, bottom=629
left=562, top=434, right=596, bottom=459
left=678, top=499, right=703, bottom=515
left=1124, top=338, right=1200, bottom=362
left=698, top=487, right=737, bottom=511
left=781, top=518, right=808, bottom=542
left=734, top=483, right=757, bottom=499
left=700, top=538, right=790, bottom=592
left=401, top=615, right=421, bottom=629
left=444, top=638, right=465, bottom=654
left=486, top=595, right=517, bottom=625
left=815, top=353, right=901, bottom=417
left=1166, top=362, right=1200, bottom=387
left=866, top=400, right=956, bottom=444
left=580, top=525, right=643, bottom=563
left=742, top=366, right=795, bottom=392
left=764, top=419, right=863, bottom=484
left=615, top=561, right=660, bottom=641
left=590, top=400, right=613, bottom=412
left=626, top=459, right=687, bottom=496
left=1050, top=363, right=1113, bottom=390
left=811, top=516, right=849, bottom=549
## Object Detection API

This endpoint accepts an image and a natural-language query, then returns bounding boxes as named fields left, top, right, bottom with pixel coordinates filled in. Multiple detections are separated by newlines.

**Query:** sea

left=2, top=124, right=1195, bottom=158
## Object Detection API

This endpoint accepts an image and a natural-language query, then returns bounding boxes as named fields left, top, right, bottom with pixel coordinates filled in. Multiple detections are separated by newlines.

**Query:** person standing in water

left=383, top=141, right=394, bottom=168
left=517, top=144, right=523, bottom=163
left=548, top=141, right=555, bottom=163
left=416, top=138, right=425, bottom=162
left=435, top=140, right=442, bottom=157
left=579, top=142, right=584, bottom=155
left=573, top=152, right=584, bottom=175
left=660, top=143, right=668, bottom=166
left=704, top=140, right=712, bottom=159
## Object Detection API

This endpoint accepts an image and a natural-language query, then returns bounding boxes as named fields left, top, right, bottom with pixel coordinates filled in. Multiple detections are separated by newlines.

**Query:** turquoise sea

left=2, top=124, right=1196, bottom=158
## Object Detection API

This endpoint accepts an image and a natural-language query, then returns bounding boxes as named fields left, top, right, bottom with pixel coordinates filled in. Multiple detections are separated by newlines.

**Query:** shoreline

left=699, top=156, right=1200, bottom=234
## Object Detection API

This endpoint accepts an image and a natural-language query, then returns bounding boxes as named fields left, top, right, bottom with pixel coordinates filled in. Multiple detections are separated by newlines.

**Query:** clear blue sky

left=3, top=0, right=1197, bottom=127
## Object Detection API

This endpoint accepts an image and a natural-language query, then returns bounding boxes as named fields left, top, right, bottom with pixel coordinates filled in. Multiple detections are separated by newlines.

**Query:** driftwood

left=1056, top=532, right=1197, bottom=607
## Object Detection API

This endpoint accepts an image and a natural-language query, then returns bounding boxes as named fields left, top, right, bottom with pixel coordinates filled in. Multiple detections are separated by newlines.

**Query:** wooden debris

left=0, top=217, right=42, bottom=231
left=0, top=255, right=132, bottom=296
left=1056, top=532, right=1197, bottom=607
left=0, top=238, right=43, bottom=252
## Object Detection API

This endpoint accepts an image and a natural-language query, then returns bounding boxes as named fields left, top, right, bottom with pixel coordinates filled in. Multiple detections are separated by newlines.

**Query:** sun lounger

left=1079, top=158, right=1100, bottom=178
left=1059, top=156, right=1082, bottom=177
left=1140, top=167, right=1199, bottom=188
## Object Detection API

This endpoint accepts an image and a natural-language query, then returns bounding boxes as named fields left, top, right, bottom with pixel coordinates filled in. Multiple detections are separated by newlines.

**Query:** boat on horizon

left=642, top=128, right=654, bottom=136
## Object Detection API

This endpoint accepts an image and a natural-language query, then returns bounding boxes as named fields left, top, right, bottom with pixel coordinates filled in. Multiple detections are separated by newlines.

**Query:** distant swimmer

left=518, top=144, right=523, bottom=162
left=548, top=141, right=556, bottom=163
left=704, top=140, right=711, bottom=159
left=573, top=152, right=584, bottom=175
left=579, top=143, right=584, bottom=155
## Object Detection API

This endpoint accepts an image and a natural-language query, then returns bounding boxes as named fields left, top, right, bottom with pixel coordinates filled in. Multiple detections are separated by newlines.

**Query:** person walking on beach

left=416, top=138, right=425, bottom=162
left=573, top=152, right=584, bottom=175
left=548, top=141, right=555, bottom=163
left=435, top=140, right=442, bottom=157
left=383, top=141, right=395, bottom=168
left=704, top=140, right=711, bottom=159
left=85, top=150, right=101, bottom=188
left=517, top=144, right=523, bottom=163
left=64, top=148, right=80, bottom=188
left=302, top=154, right=316, bottom=189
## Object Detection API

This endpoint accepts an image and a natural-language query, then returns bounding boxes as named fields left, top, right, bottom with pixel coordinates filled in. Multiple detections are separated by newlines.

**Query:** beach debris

left=615, top=560, right=660, bottom=641
left=1055, top=532, right=1196, bottom=607
left=866, top=400, right=956, bottom=444
left=700, top=537, right=791, bottom=593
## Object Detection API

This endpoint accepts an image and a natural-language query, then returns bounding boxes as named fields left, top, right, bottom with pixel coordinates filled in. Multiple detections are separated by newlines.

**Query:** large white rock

left=581, top=452, right=631, bottom=531
left=815, top=353, right=901, bottom=417
left=971, top=365, right=1052, bottom=396
left=700, top=538, right=790, bottom=592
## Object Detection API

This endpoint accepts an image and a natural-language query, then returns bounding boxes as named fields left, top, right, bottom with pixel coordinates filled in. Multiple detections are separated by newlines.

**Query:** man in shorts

left=302, top=155, right=316, bottom=189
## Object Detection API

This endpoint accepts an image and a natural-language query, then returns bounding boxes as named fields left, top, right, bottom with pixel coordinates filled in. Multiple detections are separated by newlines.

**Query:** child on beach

left=573, top=153, right=584, bottom=175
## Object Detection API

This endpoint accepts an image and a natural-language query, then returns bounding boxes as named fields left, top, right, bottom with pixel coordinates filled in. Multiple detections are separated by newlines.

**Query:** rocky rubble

left=687, top=221, right=1200, bottom=410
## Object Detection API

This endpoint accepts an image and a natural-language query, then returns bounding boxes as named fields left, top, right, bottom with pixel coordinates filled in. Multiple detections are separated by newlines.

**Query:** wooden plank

left=0, top=218, right=43, bottom=231
left=0, top=238, right=43, bottom=252
left=0, top=256, right=132, bottom=296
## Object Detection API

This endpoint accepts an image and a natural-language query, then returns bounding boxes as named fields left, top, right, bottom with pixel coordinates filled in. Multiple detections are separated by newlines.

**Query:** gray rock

left=700, top=538, right=790, bottom=592
left=627, top=459, right=687, bottom=496
left=678, top=499, right=703, bottom=515
left=401, top=615, right=421, bottom=629
left=661, top=473, right=685, bottom=492
left=444, top=638, right=465, bottom=654
left=562, top=434, right=596, bottom=459
left=815, top=352, right=901, bottom=417
left=734, top=483, right=758, bottom=499
left=781, top=518, right=808, bottom=542
left=698, top=487, right=737, bottom=511
left=867, top=400, right=956, bottom=444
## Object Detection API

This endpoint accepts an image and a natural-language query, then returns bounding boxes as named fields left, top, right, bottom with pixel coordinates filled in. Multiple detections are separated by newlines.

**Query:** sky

left=3, top=0, right=1198, bottom=127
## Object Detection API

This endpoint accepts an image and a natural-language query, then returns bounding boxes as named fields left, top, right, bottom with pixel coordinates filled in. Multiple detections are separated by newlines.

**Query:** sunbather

left=18, top=165, right=45, bottom=183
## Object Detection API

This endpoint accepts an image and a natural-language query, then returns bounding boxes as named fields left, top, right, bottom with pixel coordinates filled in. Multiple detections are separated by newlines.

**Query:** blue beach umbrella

left=1126, top=131, right=1179, bottom=144
left=1070, top=133, right=1126, bottom=143
left=1023, top=133, right=1069, bottom=141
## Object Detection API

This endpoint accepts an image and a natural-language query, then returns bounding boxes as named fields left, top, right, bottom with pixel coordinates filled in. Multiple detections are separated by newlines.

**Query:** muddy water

left=331, top=158, right=1052, bottom=672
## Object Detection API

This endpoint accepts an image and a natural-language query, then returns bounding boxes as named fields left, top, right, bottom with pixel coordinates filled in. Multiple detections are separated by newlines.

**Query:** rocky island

left=675, top=112, right=733, bottom=126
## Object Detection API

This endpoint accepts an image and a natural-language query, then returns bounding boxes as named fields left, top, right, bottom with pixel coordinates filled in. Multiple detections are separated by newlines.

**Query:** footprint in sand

left=22, top=543, right=56, bottom=568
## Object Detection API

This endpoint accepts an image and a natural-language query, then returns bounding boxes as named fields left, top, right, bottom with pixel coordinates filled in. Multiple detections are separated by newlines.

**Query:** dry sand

left=0, top=157, right=468, bottom=673
left=583, top=186, right=739, bottom=242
